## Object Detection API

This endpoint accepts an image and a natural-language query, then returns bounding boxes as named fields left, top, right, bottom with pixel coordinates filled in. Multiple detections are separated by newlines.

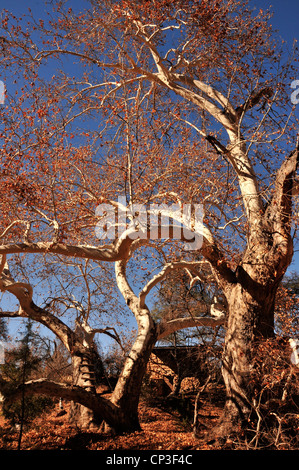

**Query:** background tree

left=41, top=339, right=72, bottom=385
left=0, top=320, right=54, bottom=449
left=0, top=318, right=8, bottom=342
left=0, top=258, right=129, bottom=431
left=0, top=237, right=223, bottom=433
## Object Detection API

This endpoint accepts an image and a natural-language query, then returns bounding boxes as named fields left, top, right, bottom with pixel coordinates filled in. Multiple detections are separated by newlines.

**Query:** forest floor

left=0, top=385, right=227, bottom=451
left=0, top=383, right=298, bottom=451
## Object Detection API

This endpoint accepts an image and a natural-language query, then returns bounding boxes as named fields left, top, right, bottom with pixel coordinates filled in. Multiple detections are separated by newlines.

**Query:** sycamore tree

left=0, top=0, right=298, bottom=437
left=0, top=0, right=224, bottom=433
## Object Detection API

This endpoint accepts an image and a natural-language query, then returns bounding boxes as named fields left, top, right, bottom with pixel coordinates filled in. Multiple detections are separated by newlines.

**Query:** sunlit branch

left=157, top=315, right=225, bottom=340
left=139, top=260, right=205, bottom=308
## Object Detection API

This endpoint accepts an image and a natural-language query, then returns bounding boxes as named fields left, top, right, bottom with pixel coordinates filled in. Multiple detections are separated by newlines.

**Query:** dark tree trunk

left=69, top=351, right=103, bottom=430
left=212, top=231, right=291, bottom=439
left=218, top=282, right=276, bottom=436
left=107, top=322, right=158, bottom=433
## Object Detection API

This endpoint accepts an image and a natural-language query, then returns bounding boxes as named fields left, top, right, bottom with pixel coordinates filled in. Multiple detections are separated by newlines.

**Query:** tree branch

left=139, top=260, right=206, bottom=308
left=265, top=142, right=299, bottom=258
left=0, top=262, right=83, bottom=353
left=157, top=315, right=225, bottom=340
left=236, top=87, right=273, bottom=117
left=0, top=235, right=136, bottom=262
left=4, top=378, right=120, bottom=428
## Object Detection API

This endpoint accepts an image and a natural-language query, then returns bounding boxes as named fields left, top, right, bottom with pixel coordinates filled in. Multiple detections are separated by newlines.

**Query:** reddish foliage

left=0, top=387, right=225, bottom=450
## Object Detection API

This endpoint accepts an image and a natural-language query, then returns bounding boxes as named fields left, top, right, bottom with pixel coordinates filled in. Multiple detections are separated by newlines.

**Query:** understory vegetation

left=0, top=331, right=298, bottom=450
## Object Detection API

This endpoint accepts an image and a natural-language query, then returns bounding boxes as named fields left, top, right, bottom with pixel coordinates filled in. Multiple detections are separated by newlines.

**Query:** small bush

left=2, top=396, right=54, bottom=427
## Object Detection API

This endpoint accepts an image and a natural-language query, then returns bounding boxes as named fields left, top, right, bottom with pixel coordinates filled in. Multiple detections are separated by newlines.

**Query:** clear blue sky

left=252, top=0, right=299, bottom=46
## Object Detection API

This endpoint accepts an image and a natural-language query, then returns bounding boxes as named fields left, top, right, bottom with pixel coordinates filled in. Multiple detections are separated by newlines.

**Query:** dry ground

left=0, top=383, right=298, bottom=451
left=0, top=387, right=225, bottom=451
